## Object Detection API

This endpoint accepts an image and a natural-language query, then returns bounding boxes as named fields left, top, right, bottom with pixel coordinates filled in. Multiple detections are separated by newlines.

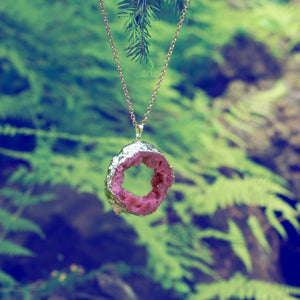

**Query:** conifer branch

left=118, top=0, right=184, bottom=63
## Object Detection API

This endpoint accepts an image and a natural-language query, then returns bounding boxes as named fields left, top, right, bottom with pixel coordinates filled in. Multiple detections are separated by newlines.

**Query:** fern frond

left=170, top=225, right=214, bottom=265
left=197, top=176, right=300, bottom=245
left=198, top=177, right=294, bottom=215
left=265, top=207, right=288, bottom=239
left=0, top=146, right=105, bottom=198
left=0, top=269, right=17, bottom=286
left=228, top=220, right=252, bottom=272
left=210, top=118, right=247, bottom=147
left=126, top=217, right=189, bottom=291
left=168, top=224, right=216, bottom=278
left=124, top=215, right=216, bottom=294
left=248, top=215, right=271, bottom=253
left=281, top=209, right=300, bottom=234
left=0, top=187, right=55, bottom=207
left=0, top=209, right=44, bottom=238
left=0, top=240, right=33, bottom=256
left=0, top=124, right=112, bottom=144
left=191, top=273, right=300, bottom=300
left=220, top=81, right=288, bottom=134
left=198, top=221, right=252, bottom=272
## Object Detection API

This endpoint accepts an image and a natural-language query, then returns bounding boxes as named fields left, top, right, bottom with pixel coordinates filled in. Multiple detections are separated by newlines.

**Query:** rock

left=96, top=272, right=138, bottom=300
left=194, top=206, right=283, bottom=282
left=290, top=134, right=300, bottom=149
left=0, top=184, right=179, bottom=300
left=217, top=51, right=300, bottom=200
left=284, top=55, right=300, bottom=89
left=192, top=36, right=282, bottom=97
left=223, top=80, right=250, bottom=101
left=221, top=35, right=282, bottom=81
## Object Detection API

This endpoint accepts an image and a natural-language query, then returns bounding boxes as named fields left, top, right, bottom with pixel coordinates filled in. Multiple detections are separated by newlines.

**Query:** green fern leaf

left=248, top=215, right=271, bottom=253
left=198, top=176, right=300, bottom=238
left=0, top=209, right=45, bottom=238
left=197, top=223, right=252, bottom=273
left=21, top=288, right=31, bottom=300
left=228, top=221, right=252, bottom=272
left=265, top=208, right=288, bottom=240
left=191, top=273, right=300, bottom=300
left=0, top=269, right=17, bottom=285
left=282, top=210, right=300, bottom=234
left=0, top=188, right=55, bottom=207
left=197, top=228, right=229, bottom=241
left=200, top=177, right=294, bottom=215
left=0, top=240, right=34, bottom=256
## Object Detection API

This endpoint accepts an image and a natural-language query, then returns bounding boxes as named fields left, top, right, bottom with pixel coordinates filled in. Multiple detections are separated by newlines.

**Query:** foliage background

left=0, top=0, right=300, bottom=299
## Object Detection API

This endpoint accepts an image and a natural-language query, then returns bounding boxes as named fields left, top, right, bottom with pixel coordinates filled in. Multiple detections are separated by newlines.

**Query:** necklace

left=100, top=0, right=191, bottom=216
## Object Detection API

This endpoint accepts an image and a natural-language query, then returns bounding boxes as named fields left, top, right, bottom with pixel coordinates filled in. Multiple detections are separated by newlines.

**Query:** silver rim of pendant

left=105, top=140, right=174, bottom=215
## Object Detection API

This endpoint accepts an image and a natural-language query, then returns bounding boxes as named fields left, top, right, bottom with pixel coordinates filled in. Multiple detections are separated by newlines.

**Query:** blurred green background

left=1, top=0, right=300, bottom=299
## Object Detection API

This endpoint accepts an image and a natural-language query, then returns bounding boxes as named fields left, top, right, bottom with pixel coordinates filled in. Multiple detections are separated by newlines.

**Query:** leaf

left=228, top=221, right=252, bottom=272
left=0, top=188, right=55, bottom=207
left=20, top=288, right=31, bottom=300
left=265, top=208, right=287, bottom=240
left=0, top=269, right=17, bottom=285
left=248, top=215, right=271, bottom=253
left=200, top=176, right=295, bottom=217
left=282, top=210, right=300, bottom=234
left=192, top=273, right=300, bottom=300
left=0, top=209, right=45, bottom=238
left=0, top=240, right=34, bottom=257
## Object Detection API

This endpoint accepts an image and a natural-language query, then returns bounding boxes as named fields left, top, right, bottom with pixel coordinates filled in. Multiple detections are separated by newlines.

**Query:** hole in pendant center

left=122, top=163, right=154, bottom=198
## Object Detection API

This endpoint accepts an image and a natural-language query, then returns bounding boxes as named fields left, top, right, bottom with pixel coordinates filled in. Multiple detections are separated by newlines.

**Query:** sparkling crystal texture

left=105, top=141, right=174, bottom=215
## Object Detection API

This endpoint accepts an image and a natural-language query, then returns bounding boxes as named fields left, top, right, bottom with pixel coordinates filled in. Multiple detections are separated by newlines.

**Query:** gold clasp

left=135, top=124, right=144, bottom=140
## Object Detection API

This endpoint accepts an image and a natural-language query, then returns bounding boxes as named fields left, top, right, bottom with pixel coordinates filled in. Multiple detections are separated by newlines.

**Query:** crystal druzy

left=105, top=141, right=174, bottom=215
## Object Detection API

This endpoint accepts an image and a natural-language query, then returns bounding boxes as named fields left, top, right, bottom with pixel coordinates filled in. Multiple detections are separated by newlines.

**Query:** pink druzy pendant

left=105, top=141, right=174, bottom=216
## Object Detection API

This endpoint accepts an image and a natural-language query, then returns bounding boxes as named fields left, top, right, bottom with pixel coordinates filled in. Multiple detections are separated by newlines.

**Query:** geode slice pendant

left=105, top=141, right=174, bottom=216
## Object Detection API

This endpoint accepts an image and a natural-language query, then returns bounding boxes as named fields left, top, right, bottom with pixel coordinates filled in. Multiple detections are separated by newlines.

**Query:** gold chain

left=98, top=0, right=191, bottom=134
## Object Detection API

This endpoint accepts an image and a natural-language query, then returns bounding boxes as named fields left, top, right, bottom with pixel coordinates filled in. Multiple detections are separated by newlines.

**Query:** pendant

left=105, top=140, right=174, bottom=216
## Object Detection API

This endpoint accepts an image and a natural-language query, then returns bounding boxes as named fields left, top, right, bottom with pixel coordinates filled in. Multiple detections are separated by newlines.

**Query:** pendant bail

left=135, top=124, right=144, bottom=140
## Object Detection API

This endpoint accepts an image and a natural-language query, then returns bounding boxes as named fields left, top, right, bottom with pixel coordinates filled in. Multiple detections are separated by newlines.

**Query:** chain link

left=98, top=0, right=191, bottom=131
